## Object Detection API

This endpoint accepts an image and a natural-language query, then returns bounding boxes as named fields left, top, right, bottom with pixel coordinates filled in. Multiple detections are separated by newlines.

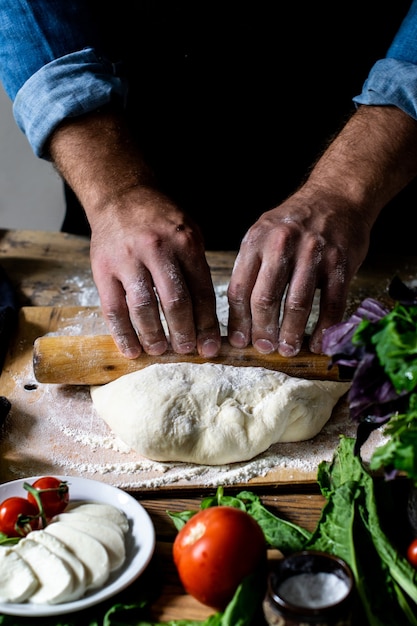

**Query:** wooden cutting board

left=0, top=306, right=375, bottom=493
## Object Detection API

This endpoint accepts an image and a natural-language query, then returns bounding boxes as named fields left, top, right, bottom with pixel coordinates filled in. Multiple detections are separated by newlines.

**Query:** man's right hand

left=48, top=108, right=222, bottom=359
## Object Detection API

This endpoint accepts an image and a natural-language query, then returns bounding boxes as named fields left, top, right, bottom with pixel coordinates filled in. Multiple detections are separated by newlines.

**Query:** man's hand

left=89, top=187, right=221, bottom=359
left=228, top=105, right=417, bottom=356
left=227, top=189, right=369, bottom=357
left=48, top=108, right=221, bottom=359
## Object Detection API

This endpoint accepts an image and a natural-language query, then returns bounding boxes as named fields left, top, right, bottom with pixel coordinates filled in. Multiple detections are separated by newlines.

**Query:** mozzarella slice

left=65, top=502, right=129, bottom=533
left=53, top=512, right=124, bottom=538
left=44, top=522, right=110, bottom=589
left=49, top=516, right=125, bottom=571
left=26, top=530, right=87, bottom=602
left=14, top=538, right=75, bottom=604
left=0, top=546, right=38, bottom=603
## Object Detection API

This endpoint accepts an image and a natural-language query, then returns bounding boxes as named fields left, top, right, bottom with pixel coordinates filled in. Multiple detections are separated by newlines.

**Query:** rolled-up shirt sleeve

left=353, top=0, right=417, bottom=121
left=13, top=49, right=126, bottom=158
left=0, top=0, right=126, bottom=158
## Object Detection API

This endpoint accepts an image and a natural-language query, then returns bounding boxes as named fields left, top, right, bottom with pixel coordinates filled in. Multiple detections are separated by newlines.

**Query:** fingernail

left=229, top=331, right=247, bottom=348
left=309, top=336, right=322, bottom=354
left=147, top=340, right=169, bottom=356
left=201, top=339, right=220, bottom=357
left=254, top=339, right=275, bottom=354
left=278, top=341, right=298, bottom=357
left=123, top=347, right=141, bottom=359
left=175, top=342, right=196, bottom=354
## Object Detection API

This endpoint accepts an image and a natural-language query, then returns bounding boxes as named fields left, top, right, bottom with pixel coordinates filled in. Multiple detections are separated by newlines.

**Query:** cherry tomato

left=26, top=476, right=69, bottom=518
left=0, top=497, right=39, bottom=537
left=407, top=538, right=417, bottom=567
left=173, top=506, right=266, bottom=610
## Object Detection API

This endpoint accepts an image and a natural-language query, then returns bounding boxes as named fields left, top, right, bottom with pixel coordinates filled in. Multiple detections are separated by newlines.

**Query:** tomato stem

left=23, top=482, right=47, bottom=528
left=15, top=512, right=39, bottom=536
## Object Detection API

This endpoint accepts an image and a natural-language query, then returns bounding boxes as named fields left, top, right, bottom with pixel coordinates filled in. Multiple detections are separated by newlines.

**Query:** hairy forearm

left=305, top=105, right=417, bottom=224
left=47, top=106, right=220, bottom=360
left=47, top=108, right=156, bottom=222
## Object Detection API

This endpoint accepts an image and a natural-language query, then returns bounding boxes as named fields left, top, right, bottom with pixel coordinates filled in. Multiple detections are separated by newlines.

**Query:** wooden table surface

left=1, top=228, right=417, bottom=622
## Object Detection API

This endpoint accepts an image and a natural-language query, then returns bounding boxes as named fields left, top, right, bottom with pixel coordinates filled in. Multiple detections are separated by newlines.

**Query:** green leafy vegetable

left=366, top=304, right=417, bottom=393
left=308, top=437, right=417, bottom=625
left=322, top=276, right=417, bottom=485
left=168, top=486, right=310, bottom=554
left=370, top=394, right=417, bottom=481
left=169, top=437, right=417, bottom=625
left=2, top=439, right=416, bottom=625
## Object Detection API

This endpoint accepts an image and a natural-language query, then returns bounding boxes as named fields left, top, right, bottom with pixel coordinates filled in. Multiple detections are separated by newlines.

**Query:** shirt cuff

left=353, top=58, right=417, bottom=121
left=13, top=47, right=127, bottom=158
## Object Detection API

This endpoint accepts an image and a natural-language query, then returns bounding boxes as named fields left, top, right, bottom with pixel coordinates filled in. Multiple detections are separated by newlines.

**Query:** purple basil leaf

left=322, top=321, right=362, bottom=366
left=347, top=353, right=401, bottom=422
left=354, top=297, right=389, bottom=323
left=322, top=298, right=389, bottom=363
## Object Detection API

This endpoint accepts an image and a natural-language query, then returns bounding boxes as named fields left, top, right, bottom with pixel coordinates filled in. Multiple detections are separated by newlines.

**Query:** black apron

left=63, top=1, right=414, bottom=255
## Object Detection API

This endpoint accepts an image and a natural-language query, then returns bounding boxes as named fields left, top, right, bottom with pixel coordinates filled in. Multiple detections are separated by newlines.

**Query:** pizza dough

left=90, top=363, right=350, bottom=465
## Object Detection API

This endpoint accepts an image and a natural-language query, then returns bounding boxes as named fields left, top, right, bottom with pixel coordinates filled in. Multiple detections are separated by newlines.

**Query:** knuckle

left=104, top=308, right=127, bottom=330
left=125, top=277, right=155, bottom=307
left=162, top=293, right=190, bottom=315
left=252, top=291, right=280, bottom=313
left=227, top=282, right=245, bottom=304
left=284, top=298, right=310, bottom=315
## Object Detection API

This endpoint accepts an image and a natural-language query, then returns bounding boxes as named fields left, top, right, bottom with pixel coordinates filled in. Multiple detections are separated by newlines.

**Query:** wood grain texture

left=33, top=330, right=340, bottom=385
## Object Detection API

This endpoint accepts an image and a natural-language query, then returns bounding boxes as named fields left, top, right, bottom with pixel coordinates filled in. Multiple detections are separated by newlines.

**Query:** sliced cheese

left=0, top=546, right=38, bottom=603
left=53, top=512, right=124, bottom=538
left=26, top=530, right=87, bottom=602
left=50, top=516, right=125, bottom=571
left=14, top=538, right=75, bottom=605
left=44, top=522, right=110, bottom=590
left=65, top=502, right=129, bottom=533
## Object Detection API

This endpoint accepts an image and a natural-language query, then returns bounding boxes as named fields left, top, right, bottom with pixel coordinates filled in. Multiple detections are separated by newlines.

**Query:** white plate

left=0, top=475, right=156, bottom=617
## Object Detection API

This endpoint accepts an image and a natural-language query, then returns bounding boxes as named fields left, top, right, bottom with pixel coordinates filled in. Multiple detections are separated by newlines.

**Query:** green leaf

left=166, top=510, right=197, bottom=532
left=206, top=488, right=247, bottom=511
left=308, top=436, right=417, bottom=625
left=368, top=304, right=417, bottom=393
left=306, top=480, right=361, bottom=576
left=370, top=405, right=417, bottom=484
left=235, top=490, right=310, bottom=552
left=360, top=464, right=417, bottom=605
left=218, top=570, right=266, bottom=626
left=167, top=487, right=310, bottom=553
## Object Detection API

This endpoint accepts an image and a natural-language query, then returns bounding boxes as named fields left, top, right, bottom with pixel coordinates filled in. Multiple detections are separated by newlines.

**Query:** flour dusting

left=0, top=284, right=389, bottom=490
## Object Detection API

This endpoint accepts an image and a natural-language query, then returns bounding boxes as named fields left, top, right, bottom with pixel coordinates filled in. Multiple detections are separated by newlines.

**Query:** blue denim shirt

left=0, top=0, right=126, bottom=158
left=1, top=0, right=417, bottom=159
left=353, top=0, right=417, bottom=118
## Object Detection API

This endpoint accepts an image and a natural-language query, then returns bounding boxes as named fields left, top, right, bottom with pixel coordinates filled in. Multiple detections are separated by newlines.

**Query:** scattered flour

left=61, top=275, right=100, bottom=307
left=0, top=282, right=389, bottom=490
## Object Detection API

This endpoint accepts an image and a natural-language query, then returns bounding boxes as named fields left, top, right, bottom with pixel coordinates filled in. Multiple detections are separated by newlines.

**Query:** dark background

left=64, top=1, right=415, bottom=255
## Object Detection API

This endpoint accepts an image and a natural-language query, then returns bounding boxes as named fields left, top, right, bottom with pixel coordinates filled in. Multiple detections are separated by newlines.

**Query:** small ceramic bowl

left=264, top=550, right=354, bottom=625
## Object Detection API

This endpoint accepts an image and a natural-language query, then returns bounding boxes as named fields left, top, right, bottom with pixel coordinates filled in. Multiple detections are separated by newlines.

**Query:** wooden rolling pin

left=33, top=335, right=341, bottom=385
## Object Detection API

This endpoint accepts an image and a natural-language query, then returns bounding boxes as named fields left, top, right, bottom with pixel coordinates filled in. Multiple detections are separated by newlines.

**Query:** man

left=0, top=1, right=415, bottom=359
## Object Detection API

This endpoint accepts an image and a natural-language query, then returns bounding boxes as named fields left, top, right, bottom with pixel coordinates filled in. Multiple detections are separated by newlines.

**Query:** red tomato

left=173, top=506, right=266, bottom=610
left=0, top=497, right=39, bottom=537
left=407, top=538, right=417, bottom=567
left=27, top=476, right=69, bottom=518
